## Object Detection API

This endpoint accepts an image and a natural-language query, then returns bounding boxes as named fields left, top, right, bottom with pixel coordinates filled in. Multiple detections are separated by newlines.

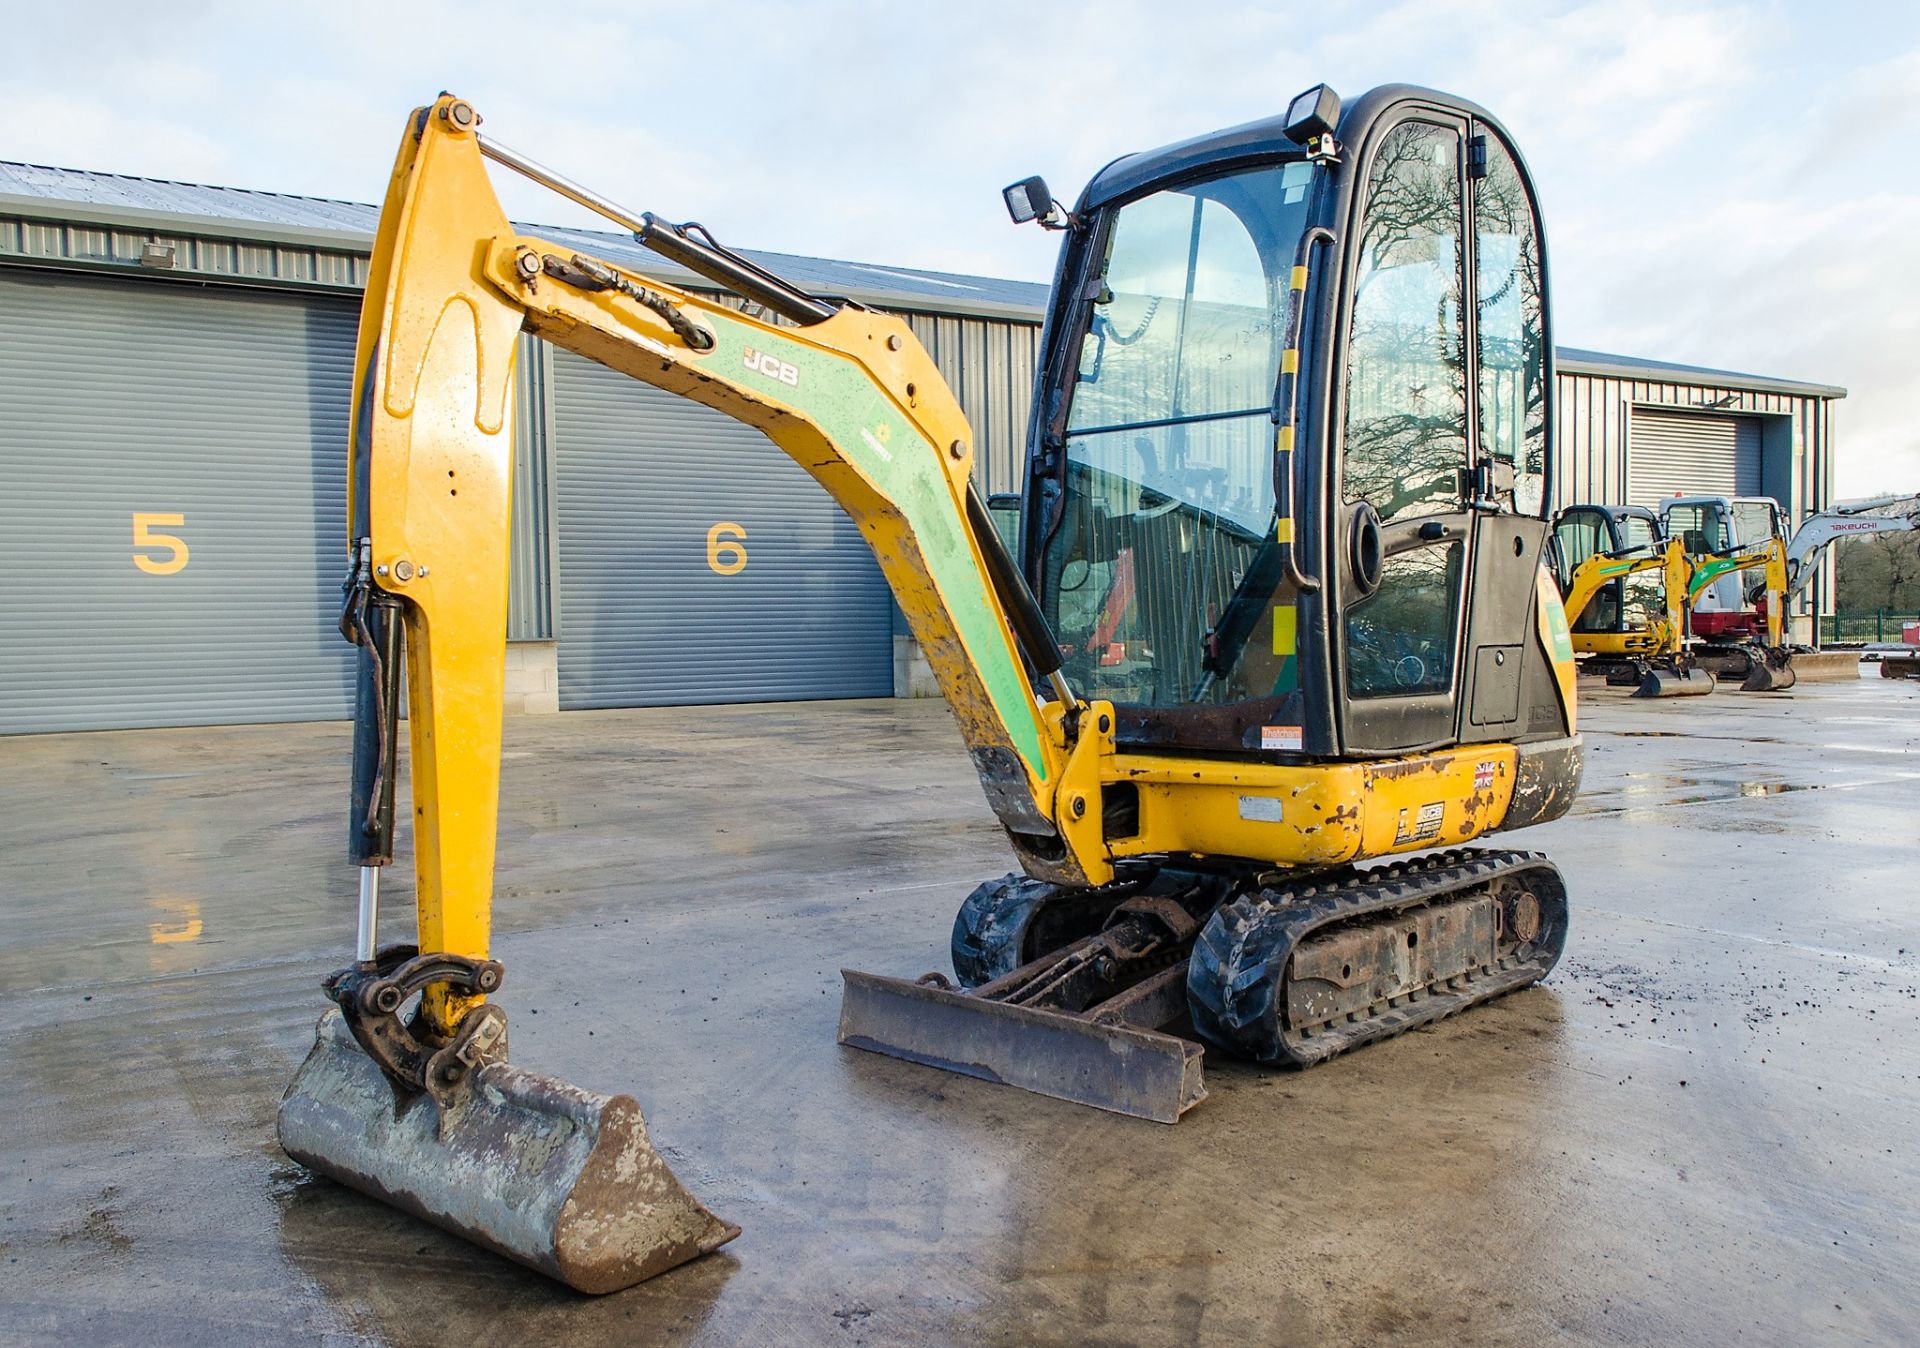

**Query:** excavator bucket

left=279, top=1011, right=738, bottom=1294
left=1739, top=648, right=1797, bottom=692
left=1633, top=664, right=1715, bottom=698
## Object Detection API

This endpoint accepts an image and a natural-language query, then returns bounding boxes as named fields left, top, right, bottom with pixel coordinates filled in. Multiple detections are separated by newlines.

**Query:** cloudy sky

left=4, top=1, right=1916, bottom=495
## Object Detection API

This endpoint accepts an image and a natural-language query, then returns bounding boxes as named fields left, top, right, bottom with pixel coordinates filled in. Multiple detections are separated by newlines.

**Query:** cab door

left=1455, top=123, right=1553, bottom=745
left=1552, top=507, right=1621, bottom=633
left=1332, top=115, right=1553, bottom=755
left=1332, top=115, right=1477, bottom=755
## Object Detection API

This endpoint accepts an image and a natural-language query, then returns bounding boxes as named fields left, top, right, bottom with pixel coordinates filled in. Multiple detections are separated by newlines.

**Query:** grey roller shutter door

left=0, top=269, right=356, bottom=733
left=1628, top=409, right=1763, bottom=508
left=550, top=349, right=893, bottom=708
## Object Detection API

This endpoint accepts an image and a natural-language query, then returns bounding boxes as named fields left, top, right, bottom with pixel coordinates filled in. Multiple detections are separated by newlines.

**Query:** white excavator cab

left=1661, top=495, right=1785, bottom=637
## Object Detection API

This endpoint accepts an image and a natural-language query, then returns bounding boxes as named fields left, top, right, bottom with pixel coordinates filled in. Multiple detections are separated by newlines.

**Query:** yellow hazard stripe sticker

left=1272, top=605, right=1298, bottom=656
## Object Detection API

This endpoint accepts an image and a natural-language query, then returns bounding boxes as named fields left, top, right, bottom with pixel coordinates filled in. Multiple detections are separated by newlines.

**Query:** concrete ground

left=1, top=674, right=1916, bottom=1347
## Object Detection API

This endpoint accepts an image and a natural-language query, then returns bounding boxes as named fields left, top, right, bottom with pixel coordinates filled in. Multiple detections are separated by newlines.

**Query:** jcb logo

left=743, top=346, right=799, bottom=387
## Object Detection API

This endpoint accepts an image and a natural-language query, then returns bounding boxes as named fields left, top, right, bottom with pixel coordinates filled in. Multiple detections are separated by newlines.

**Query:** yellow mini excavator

left=1555, top=527, right=1712, bottom=696
left=1552, top=503, right=1794, bottom=694
left=280, top=87, right=1583, bottom=1293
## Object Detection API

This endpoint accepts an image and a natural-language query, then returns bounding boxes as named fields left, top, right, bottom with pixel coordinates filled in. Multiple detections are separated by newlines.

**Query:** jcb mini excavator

left=280, top=86, right=1583, bottom=1293
left=1553, top=520, right=1712, bottom=696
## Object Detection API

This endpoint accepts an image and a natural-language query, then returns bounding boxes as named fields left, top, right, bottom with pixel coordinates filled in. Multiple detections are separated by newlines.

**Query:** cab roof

left=1080, top=84, right=1496, bottom=209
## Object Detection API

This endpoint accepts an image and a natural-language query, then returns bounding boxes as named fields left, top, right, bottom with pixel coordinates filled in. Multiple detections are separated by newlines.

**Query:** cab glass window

left=1666, top=504, right=1726, bottom=554
left=1473, top=131, right=1547, bottom=517
left=1347, top=543, right=1462, bottom=696
left=1552, top=511, right=1607, bottom=590
left=1045, top=161, right=1318, bottom=709
left=1731, top=499, right=1779, bottom=548
left=1342, top=121, right=1467, bottom=523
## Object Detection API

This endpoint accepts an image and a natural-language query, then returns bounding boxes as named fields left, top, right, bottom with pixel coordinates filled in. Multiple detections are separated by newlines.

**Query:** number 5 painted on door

left=133, top=512, right=190, bottom=575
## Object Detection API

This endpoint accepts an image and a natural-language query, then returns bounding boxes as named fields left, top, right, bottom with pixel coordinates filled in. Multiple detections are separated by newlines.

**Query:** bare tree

left=1836, top=531, right=1920, bottom=613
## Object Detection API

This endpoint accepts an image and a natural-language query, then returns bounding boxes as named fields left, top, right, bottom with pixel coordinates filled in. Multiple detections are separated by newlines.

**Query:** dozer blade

left=278, top=1011, right=738, bottom=1294
left=1634, top=666, right=1715, bottom=698
left=838, top=969, right=1206, bottom=1124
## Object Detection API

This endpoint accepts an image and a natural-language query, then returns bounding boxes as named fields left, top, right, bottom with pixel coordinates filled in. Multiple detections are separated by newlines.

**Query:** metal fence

left=1819, top=611, right=1920, bottom=644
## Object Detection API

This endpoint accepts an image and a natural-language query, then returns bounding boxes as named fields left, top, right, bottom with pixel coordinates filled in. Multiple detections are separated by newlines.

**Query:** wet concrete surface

left=1, top=674, right=1916, bottom=1346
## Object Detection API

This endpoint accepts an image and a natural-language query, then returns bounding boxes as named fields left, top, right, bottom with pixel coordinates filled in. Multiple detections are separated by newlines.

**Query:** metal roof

left=0, top=161, right=1052, bottom=321
left=1553, top=347, right=1845, bottom=400
left=0, top=161, right=1846, bottom=398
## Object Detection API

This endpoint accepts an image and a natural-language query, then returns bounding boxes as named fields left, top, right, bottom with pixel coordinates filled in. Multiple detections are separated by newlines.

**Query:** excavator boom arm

left=1783, top=499, right=1920, bottom=601
left=350, top=101, right=1084, bottom=1019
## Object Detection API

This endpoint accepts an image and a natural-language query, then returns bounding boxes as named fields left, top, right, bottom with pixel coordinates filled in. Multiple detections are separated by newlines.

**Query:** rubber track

left=1186, top=848, right=1569, bottom=1067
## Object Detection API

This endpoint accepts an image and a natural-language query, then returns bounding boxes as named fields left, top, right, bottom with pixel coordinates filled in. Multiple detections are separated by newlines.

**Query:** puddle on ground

left=1610, top=731, right=1781, bottom=743
left=1575, top=773, right=1834, bottom=816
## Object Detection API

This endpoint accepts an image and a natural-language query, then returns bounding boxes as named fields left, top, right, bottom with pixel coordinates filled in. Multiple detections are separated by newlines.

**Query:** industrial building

left=0, top=163, right=1845, bottom=734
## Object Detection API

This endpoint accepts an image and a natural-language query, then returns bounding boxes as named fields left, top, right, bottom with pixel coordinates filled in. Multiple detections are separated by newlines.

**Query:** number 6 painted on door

left=133, top=512, right=190, bottom=575
left=706, top=521, right=747, bottom=575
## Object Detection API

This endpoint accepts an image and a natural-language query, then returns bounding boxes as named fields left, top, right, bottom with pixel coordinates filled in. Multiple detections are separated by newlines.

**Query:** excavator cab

left=1019, top=86, right=1566, bottom=763
left=1550, top=504, right=1663, bottom=635
left=1662, top=495, right=1785, bottom=632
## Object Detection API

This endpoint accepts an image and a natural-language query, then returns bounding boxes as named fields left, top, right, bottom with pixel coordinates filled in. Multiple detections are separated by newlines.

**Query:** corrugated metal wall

left=0, top=215, right=368, bottom=289
left=0, top=269, right=358, bottom=731
left=508, top=333, right=555, bottom=641
left=904, top=312, right=1041, bottom=496
left=0, top=205, right=1847, bottom=721
left=1551, top=369, right=1833, bottom=523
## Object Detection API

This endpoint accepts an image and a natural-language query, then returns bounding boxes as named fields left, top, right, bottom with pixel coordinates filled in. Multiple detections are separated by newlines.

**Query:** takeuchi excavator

left=279, top=87, right=1584, bottom=1293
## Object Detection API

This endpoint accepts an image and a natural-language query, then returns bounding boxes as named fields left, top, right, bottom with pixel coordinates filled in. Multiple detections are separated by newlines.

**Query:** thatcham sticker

left=1261, top=725, right=1303, bottom=752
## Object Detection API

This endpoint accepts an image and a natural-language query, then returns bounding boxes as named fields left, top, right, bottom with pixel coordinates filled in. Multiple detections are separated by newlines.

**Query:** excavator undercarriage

left=842, top=849, right=1569, bottom=1121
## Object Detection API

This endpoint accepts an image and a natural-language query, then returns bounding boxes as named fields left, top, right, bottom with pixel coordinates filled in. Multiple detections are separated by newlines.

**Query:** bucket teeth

left=279, top=1010, right=737, bottom=1294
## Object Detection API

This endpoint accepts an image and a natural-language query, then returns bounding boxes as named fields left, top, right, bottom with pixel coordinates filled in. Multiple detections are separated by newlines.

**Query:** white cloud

left=2, top=1, right=1917, bottom=492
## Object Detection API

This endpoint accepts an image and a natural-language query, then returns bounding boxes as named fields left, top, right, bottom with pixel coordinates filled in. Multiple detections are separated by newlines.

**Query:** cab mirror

left=1003, top=176, right=1056, bottom=227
